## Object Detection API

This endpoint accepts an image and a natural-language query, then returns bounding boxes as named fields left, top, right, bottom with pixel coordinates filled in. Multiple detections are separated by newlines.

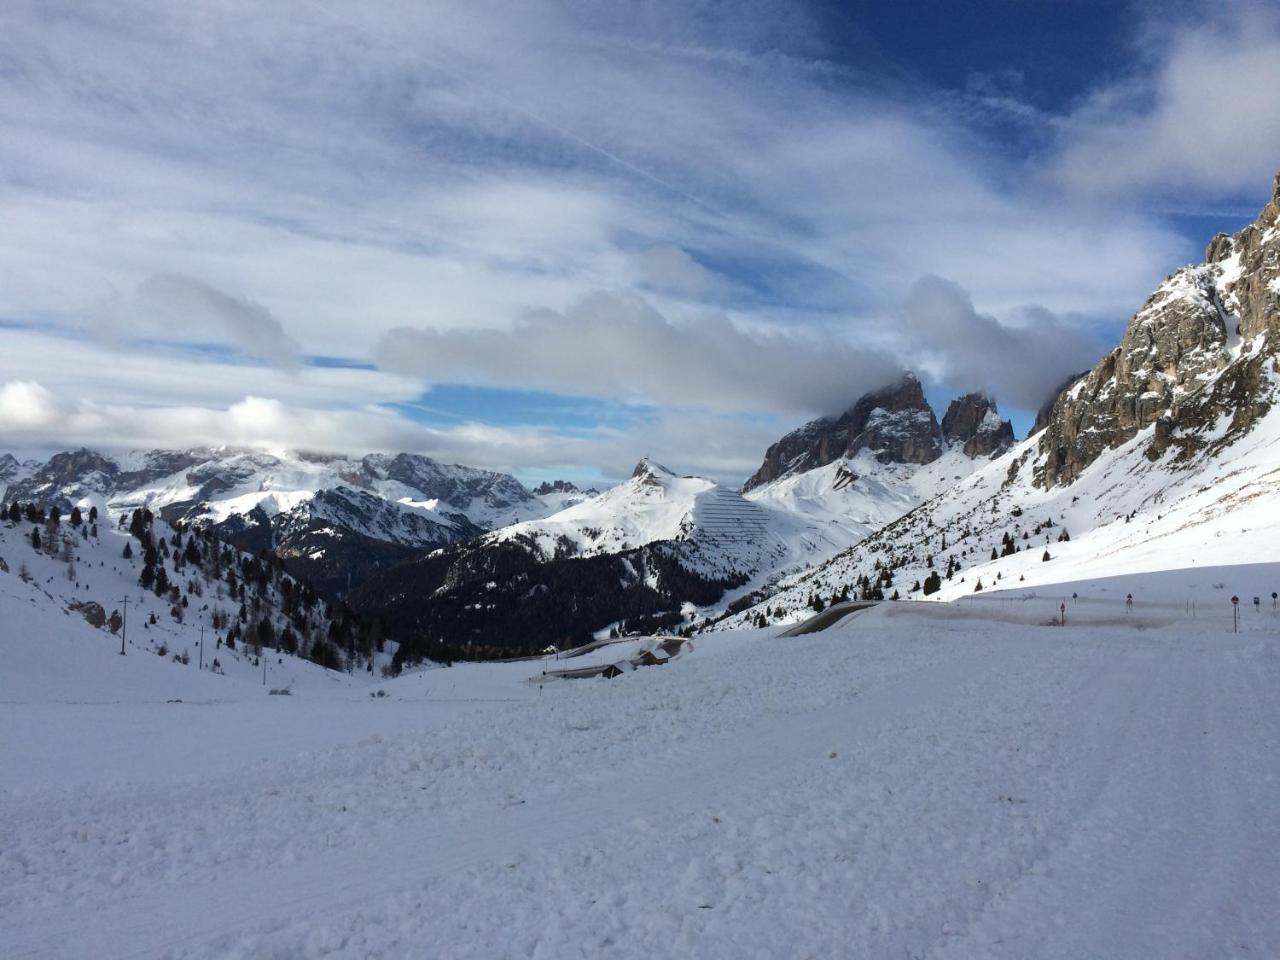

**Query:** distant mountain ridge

left=0, top=447, right=562, bottom=597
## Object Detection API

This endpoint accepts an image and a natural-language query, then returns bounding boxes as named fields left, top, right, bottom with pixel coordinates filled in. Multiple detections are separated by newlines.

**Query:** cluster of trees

left=116, top=507, right=390, bottom=673
left=370, top=538, right=745, bottom=671
left=4, top=499, right=102, bottom=581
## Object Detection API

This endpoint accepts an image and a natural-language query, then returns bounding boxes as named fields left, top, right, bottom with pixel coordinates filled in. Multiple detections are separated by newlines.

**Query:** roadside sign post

left=1232, top=595, right=1240, bottom=633
left=1060, top=601, right=1066, bottom=626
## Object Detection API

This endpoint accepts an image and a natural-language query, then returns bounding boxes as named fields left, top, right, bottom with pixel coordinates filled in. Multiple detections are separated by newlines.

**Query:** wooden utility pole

left=118, top=597, right=130, bottom=655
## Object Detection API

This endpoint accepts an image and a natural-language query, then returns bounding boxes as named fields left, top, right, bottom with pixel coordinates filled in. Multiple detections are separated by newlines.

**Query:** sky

left=1, top=0, right=1278, bottom=486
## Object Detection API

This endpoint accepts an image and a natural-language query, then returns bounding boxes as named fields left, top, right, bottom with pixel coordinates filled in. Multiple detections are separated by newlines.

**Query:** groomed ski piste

left=3, top=550, right=1278, bottom=958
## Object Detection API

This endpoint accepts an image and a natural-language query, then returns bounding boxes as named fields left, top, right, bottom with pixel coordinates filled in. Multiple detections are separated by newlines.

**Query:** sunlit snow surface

left=3, top=541, right=1278, bottom=958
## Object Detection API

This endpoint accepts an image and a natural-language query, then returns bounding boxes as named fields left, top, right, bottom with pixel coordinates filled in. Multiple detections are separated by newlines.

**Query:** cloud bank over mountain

left=1, top=0, right=1276, bottom=477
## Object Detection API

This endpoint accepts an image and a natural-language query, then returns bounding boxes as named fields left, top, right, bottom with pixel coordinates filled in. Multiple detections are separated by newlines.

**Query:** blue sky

left=1, top=0, right=1277, bottom=484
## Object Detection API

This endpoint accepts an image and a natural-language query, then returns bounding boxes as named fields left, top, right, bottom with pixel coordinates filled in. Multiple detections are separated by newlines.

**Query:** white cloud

left=631, top=246, right=716, bottom=295
left=375, top=291, right=903, bottom=416
left=0, top=0, right=1260, bottom=476
left=896, top=276, right=1102, bottom=412
left=0, top=374, right=778, bottom=484
left=0, top=329, right=420, bottom=413
left=1053, top=3, right=1280, bottom=201
left=100, top=273, right=303, bottom=364
left=0, top=381, right=62, bottom=430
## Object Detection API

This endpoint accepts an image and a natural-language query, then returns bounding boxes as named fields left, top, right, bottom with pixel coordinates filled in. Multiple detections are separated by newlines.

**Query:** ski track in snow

left=4, top=599, right=1278, bottom=959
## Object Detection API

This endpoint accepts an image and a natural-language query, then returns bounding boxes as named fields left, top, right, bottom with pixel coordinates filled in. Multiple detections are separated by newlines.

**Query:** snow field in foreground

left=2, top=566, right=1279, bottom=959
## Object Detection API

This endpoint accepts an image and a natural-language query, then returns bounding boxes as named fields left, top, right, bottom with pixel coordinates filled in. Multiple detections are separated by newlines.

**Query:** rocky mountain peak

left=631, top=459, right=676, bottom=485
left=941, top=393, right=1015, bottom=458
left=533, top=479, right=582, bottom=496
left=1035, top=168, right=1280, bottom=488
left=742, top=373, right=941, bottom=492
left=5, top=448, right=119, bottom=506
left=743, top=373, right=1022, bottom=493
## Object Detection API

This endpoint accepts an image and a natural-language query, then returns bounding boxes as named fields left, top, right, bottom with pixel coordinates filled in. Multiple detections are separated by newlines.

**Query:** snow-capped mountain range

left=717, top=170, right=1280, bottom=628
left=0, top=448, right=593, bottom=596
left=7, top=171, right=1280, bottom=651
left=1, top=380, right=1018, bottom=616
left=2, top=449, right=557, bottom=533
left=347, top=386, right=1019, bottom=661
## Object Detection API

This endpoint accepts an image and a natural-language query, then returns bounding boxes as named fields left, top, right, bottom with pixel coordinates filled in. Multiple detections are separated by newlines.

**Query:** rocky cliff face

left=743, top=374, right=1014, bottom=492
left=941, top=394, right=1015, bottom=458
left=5, top=449, right=119, bottom=505
left=1035, top=171, right=1280, bottom=488
left=743, top=375, right=939, bottom=491
left=0, top=453, right=22, bottom=492
left=533, top=480, right=584, bottom=496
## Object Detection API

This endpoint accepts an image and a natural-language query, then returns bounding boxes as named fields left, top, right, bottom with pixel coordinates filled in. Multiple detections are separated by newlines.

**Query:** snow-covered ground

left=3, top=563, right=1278, bottom=959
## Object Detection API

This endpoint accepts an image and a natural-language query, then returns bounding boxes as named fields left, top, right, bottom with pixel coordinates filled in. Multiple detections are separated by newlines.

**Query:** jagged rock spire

left=742, top=373, right=1015, bottom=492
left=941, top=394, right=1015, bottom=458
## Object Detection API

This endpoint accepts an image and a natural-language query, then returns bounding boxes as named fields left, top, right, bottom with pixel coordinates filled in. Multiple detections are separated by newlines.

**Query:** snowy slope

left=530, top=480, right=598, bottom=514
left=0, top=509, right=395, bottom=692
left=3, top=567, right=1278, bottom=958
left=745, top=444, right=986, bottom=539
left=488, top=458, right=866, bottom=586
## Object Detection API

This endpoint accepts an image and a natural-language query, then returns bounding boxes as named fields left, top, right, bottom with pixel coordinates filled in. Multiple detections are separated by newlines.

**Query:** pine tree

left=69, top=506, right=82, bottom=528
left=30, top=527, right=40, bottom=551
left=122, top=542, right=133, bottom=560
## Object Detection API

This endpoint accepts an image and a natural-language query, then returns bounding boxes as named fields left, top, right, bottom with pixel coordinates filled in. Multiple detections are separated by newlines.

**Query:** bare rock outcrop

left=1035, top=170, right=1280, bottom=487
left=941, top=393, right=1015, bottom=458
left=743, top=374, right=942, bottom=492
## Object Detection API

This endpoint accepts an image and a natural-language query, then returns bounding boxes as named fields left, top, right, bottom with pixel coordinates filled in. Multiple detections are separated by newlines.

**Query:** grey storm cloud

left=131, top=273, right=301, bottom=365
left=375, top=292, right=903, bottom=417
left=898, top=275, right=1102, bottom=411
